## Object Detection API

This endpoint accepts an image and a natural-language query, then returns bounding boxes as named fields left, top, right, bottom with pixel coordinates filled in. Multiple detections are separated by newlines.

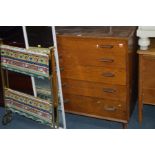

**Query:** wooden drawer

left=63, top=94, right=127, bottom=122
left=142, top=55, right=155, bottom=88
left=60, top=66, right=126, bottom=85
left=143, top=88, right=155, bottom=104
left=61, top=78, right=127, bottom=102
left=57, top=37, right=127, bottom=68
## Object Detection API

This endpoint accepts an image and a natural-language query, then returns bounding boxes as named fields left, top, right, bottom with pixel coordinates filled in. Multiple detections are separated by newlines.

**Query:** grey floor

left=0, top=103, right=155, bottom=129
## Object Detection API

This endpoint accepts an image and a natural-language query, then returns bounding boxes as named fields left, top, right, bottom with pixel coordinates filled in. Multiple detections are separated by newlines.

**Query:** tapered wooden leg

left=122, top=123, right=128, bottom=129
left=138, top=96, right=143, bottom=126
left=138, top=55, right=143, bottom=127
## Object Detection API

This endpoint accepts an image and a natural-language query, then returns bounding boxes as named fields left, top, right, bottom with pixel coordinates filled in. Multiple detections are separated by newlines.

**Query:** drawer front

left=57, top=36, right=127, bottom=68
left=142, top=56, right=155, bottom=88
left=62, top=78, right=127, bottom=101
left=63, top=94, right=127, bottom=121
left=143, top=88, right=155, bottom=104
left=60, top=66, right=126, bottom=85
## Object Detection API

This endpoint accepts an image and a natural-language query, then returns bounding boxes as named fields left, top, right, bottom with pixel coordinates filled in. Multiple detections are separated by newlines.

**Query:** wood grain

left=60, top=65, right=126, bottom=85
left=57, top=27, right=137, bottom=125
left=58, top=37, right=127, bottom=68
left=64, top=93, right=127, bottom=122
left=61, top=78, right=127, bottom=101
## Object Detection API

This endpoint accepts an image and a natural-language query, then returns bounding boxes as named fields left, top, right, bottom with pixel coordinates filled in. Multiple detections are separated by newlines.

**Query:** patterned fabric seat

left=0, top=45, right=54, bottom=78
left=5, top=88, right=53, bottom=126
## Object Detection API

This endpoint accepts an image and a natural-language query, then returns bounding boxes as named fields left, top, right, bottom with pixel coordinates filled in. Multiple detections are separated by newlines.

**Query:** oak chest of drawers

left=56, top=27, right=138, bottom=127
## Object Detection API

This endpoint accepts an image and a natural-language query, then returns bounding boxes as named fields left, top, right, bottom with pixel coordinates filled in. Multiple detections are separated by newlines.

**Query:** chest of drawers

left=56, top=27, right=138, bottom=128
left=138, top=47, right=155, bottom=125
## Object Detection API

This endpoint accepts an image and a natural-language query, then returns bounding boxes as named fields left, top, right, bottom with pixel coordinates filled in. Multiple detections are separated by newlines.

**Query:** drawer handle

left=104, top=106, right=116, bottom=112
left=62, top=83, right=67, bottom=87
left=96, top=44, right=114, bottom=49
left=102, top=72, right=115, bottom=77
left=98, top=58, right=114, bottom=63
left=60, top=67, right=64, bottom=72
left=59, top=54, right=62, bottom=59
left=103, top=88, right=116, bottom=93
left=64, top=99, right=70, bottom=104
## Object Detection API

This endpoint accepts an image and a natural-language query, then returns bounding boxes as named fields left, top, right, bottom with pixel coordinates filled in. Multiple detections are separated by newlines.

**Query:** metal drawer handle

left=96, top=44, right=114, bottom=49
left=98, top=58, right=114, bottom=63
left=103, top=88, right=116, bottom=93
left=64, top=99, right=70, bottom=104
left=59, top=54, right=62, bottom=59
left=102, top=72, right=115, bottom=77
left=62, top=83, right=67, bottom=87
left=60, top=67, right=64, bottom=72
left=104, top=106, right=116, bottom=112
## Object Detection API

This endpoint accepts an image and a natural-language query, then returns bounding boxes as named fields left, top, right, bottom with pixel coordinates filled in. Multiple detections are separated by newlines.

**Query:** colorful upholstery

left=0, top=45, right=53, bottom=78
left=0, top=44, right=58, bottom=127
left=5, top=88, right=53, bottom=126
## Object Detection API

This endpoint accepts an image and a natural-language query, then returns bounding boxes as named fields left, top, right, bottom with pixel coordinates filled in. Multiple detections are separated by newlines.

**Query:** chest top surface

left=138, top=48, right=155, bottom=56
left=56, top=26, right=137, bottom=39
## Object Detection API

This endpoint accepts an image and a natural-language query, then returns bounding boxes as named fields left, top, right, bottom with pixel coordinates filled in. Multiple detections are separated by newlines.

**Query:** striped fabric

left=0, top=45, right=53, bottom=78
left=5, top=88, right=53, bottom=126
